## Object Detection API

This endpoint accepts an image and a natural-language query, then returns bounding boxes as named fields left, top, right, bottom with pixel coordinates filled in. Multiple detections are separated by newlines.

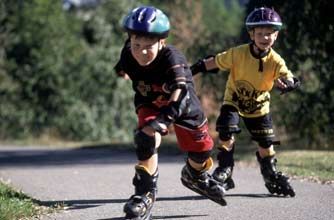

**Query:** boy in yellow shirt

left=191, top=7, right=299, bottom=197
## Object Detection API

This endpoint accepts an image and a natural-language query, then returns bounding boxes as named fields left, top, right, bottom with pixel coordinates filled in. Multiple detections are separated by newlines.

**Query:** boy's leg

left=212, top=105, right=241, bottom=190
left=255, top=149, right=295, bottom=197
left=124, top=164, right=158, bottom=220
left=212, top=139, right=235, bottom=191
left=174, top=122, right=226, bottom=206
left=124, top=107, right=161, bottom=219
left=244, top=114, right=295, bottom=197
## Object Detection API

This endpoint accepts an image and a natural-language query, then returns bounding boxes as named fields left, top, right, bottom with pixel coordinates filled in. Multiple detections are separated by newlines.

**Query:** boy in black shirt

left=115, top=6, right=226, bottom=220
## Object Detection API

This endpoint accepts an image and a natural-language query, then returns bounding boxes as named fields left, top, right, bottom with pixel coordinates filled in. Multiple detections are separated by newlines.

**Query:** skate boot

left=256, top=151, right=295, bottom=197
left=212, top=146, right=235, bottom=191
left=181, top=158, right=226, bottom=206
left=124, top=165, right=158, bottom=220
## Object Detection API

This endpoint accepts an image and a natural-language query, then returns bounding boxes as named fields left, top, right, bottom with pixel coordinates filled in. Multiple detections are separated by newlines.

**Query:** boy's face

left=249, top=26, right=278, bottom=51
left=130, top=35, right=164, bottom=66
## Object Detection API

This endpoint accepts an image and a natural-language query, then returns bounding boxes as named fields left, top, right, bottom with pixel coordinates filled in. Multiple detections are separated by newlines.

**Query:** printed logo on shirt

left=136, top=81, right=165, bottom=96
left=233, top=80, right=269, bottom=114
left=137, top=81, right=151, bottom=96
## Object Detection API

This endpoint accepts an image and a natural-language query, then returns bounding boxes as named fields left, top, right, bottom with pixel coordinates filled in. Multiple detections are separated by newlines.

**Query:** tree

left=0, top=0, right=137, bottom=141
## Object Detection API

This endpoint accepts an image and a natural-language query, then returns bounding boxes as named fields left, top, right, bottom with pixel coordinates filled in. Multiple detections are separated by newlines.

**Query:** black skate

left=213, top=145, right=235, bottom=191
left=124, top=166, right=158, bottom=219
left=212, top=166, right=235, bottom=191
left=256, top=152, right=295, bottom=197
left=181, top=162, right=226, bottom=206
left=124, top=192, right=154, bottom=220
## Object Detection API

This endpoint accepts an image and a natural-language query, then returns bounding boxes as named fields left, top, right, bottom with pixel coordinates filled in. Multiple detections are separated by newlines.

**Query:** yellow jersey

left=215, top=43, right=294, bottom=118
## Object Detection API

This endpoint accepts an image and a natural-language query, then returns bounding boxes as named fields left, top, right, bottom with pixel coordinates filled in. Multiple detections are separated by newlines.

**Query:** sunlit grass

left=0, top=181, right=49, bottom=220
left=276, top=150, right=334, bottom=183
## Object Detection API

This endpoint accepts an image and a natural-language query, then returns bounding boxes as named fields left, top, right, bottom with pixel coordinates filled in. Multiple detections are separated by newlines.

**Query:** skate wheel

left=288, top=189, right=296, bottom=197
left=181, top=178, right=227, bottom=206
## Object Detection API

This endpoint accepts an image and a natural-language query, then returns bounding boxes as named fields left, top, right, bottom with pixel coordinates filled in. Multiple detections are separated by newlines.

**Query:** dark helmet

left=123, top=6, right=170, bottom=38
left=245, top=7, right=282, bottom=31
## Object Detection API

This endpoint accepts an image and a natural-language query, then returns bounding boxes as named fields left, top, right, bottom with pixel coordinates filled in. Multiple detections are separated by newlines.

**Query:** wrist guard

left=279, top=77, right=301, bottom=95
left=146, top=119, right=169, bottom=136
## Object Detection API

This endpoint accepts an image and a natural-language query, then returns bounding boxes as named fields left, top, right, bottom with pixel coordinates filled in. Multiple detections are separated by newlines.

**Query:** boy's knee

left=256, top=138, right=275, bottom=149
left=134, top=130, right=161, bottom=161
left=217, top=129, right=236, bottom=151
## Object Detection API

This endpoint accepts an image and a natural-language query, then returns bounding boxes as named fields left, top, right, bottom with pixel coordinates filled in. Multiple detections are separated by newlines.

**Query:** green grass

left=233, top=148, right=334, bottom=183
left=276, top=150, right=334, bottom=183
left=0, top=181, right=48, bottom=220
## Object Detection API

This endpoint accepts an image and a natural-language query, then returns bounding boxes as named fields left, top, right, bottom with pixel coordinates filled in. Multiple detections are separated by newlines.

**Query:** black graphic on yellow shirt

left=232, top=80, right=269, bottom=114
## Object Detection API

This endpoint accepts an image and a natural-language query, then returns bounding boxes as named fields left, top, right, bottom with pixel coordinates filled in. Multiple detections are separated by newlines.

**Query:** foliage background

left=0, top=0, right=333, bottom=149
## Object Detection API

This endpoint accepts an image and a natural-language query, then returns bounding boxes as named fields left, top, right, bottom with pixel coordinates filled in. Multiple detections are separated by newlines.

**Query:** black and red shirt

left=117, top=41, right=206, bottom=129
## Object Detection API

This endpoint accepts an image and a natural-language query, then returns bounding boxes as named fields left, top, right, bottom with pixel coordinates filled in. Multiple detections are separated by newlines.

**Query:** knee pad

left=218, top=130, right=233, bottom=141
left=217, top=126, right=241, bottom=138
left=217, top=132, right=235, bottom=151
left=134, top=130, right=158, bottom=161
left=255, top=138, right=279, bottom=149
left=188, top=150, right=211, bottom=164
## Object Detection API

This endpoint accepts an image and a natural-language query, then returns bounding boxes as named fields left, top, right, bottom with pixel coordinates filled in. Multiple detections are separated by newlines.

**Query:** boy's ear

left=159, top=39, right=166, bottom=49
left=274, top=31, right=279, bottom=40
left=248, top=30, right=255, bottom=40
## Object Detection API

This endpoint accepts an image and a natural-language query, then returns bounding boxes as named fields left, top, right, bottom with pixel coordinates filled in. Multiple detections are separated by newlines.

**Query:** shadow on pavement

left=226, top=193, right=271, bottom=198
left=39, top=195, right=206, bottom=208
left=99, top=214, right=209, bottom=220
left=226, top=193, right=293, bottom=199
left=0, top=143, right=184, bottom=167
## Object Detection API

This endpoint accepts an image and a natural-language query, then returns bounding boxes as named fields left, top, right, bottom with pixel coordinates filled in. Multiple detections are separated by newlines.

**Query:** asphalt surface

left=0, top=145, right=333, bottom=220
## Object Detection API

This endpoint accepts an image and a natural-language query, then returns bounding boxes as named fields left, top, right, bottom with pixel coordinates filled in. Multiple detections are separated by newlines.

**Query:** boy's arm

left=145, top=83, right=190, bottom=135
left=113, top=39, right=131, bottom=79
left=274, top=59, right=301, bottom=94
left=191, top=55, right=219, bottom=75
left=113, top=60, right=130, bottom=79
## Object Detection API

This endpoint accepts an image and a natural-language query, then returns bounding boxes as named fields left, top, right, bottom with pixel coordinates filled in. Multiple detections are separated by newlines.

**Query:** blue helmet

left=245, top=7, right=282, bottom=31
left=123, top=6, right=170, bottom=38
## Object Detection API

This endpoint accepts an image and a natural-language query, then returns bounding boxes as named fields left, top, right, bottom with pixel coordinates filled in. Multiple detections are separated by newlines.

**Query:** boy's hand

left=275, top=77, right=291, bottom=89
left=145, top=120, right=168, bottom=136
left=276, top=77, right=301, bottom=94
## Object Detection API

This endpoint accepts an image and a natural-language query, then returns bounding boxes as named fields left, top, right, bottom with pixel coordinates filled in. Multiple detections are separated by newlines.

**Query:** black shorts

left=216, top=105, right=275, bottom=144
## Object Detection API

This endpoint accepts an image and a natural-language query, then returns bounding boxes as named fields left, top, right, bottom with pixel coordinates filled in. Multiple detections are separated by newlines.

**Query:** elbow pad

left=191, top=59, right=206, bottom=76
left=190, top=55, right=219, bottom=76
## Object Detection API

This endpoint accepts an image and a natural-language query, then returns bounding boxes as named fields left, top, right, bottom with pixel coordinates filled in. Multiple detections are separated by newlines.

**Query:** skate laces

left=213, top=166, right=232, bottom=182
left=197, top=172, right=225, bottom=194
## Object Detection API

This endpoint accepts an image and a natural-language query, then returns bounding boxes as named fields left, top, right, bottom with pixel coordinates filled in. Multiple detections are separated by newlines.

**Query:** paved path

left=0, top=146, right=333, bottom=220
